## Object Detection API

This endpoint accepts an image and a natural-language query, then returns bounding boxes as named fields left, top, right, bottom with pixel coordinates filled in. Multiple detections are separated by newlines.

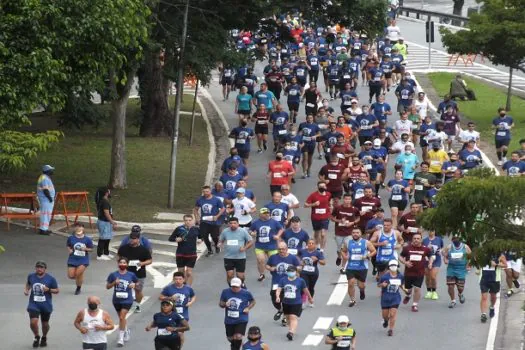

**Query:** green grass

left=0, top=95, right=208, bottom=222
left=426, top=72, right=525, bottom=151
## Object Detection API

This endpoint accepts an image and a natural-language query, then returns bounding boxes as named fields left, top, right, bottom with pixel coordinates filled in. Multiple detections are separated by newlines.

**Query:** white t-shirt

left=425, top=131, right=448, bottom=149
left=387, top=26, right=401, bottom=41
left=458, top=129, right=480, bottom=145
left=414, top=100, right=429, bottom=118
left=391, top=140, right=415, bottom=153
left=394, top=119, right=413, bottom=136
left=232, top=197, right=256, bottom=225
left=281, top=194, right=299, bottom=217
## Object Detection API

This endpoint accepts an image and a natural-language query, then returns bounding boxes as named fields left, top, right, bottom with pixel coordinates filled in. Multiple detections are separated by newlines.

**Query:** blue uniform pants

left=38, top=197, right=54, bottom=230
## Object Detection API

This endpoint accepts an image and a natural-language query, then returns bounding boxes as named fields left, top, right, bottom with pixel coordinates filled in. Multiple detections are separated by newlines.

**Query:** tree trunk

left=139, top=48, right=173, bottom=137
left=108, top=71, right=134, bottom=189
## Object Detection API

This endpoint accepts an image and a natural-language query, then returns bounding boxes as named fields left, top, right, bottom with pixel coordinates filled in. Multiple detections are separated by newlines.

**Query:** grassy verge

left=0, top=95, right=208, bottom=222
left=426, top=72, right=525, bottom=151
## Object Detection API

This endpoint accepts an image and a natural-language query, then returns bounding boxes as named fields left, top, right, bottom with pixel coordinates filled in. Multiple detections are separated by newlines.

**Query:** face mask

left=287, top=272, right=296, bottom=278
left=323, top=102, right=329, bottom=107
left=88, top=303, right=98, bottom=311
left=453, top=240, right=461, bottom=248
left=276, top=156, right=283, bottom=161
left=338, top=326, right=348, bottom=331
left=389, top=266, right=397, bottom=272
left=248, top=336, right=260, bottom=342
left=405, top=151, right=411, bottom=155
left=318, top=187, right=326, bottom=193
left=363, top=108, right=369, bottom=114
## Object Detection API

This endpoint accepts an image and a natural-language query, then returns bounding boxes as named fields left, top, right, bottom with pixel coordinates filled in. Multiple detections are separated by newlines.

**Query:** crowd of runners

left=25, top=9, right=525, bottom=350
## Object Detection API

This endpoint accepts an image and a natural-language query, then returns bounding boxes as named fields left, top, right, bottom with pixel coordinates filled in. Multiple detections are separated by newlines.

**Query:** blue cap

left=42, top=165, right=55, bottom=172
left=232, top=155, right=241, bottom=162
left=236, top=188, right=246, bottom=194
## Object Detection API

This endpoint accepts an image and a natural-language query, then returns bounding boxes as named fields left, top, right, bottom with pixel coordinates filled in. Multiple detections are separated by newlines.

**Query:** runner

left=95, top=186, right=116, bottom=260
left=504, top=250, right=522, bottom=297
left=267, top=151, right=295, bottom=195
left=370, top=219, right=403, bottom=280
left=250, top=208, right=284, bottom=282
left=219, top=217, right=254, bottom=285
left=353, top=186, right=382, bottom=235
left=282, top=216, right=310, bottom=255
left=398, top=203, right=421, bottom=244
left=264, top=191, right=291, bottom=227
left=331, top=194, right=361, bottom=273
left=298, top=239, right=325, bottom=308
left=235, top=86, right=253, bottom=120
left=117, top=230, right=153, bottom=314
left=194, top=186, right=226, bottom=257
left=67, top=223, right=93, bottom=295
left=399, top=232, right=434, bottom=312
left=458, top=139, right=483, bottom=172
left=303, top=81, right=322, bottom=116
left=298, top=114, right=321, bottom=177
left=386, top=170, right=410, bottom=227
left=253, top=82, right=277, bottom=113
left=230, top=188, right=257, bottom=228
left=413, top=162, right=436, bottom=207
left=479, top=254, right=507, bottom=323
left=442, top=234, right=471, bottom=308
left=266, top=241, right=301, bottom=326
left=324, top=315, right=356, bottom=349
left=275, top=265, right=313, bottom=341
left=229, top=119, right=255, bottom=166
left=145, top=300, right=189, bottom=350
left=422, top=230, right=444, bottom=300
left=378, top=260, right=404, bottom=336
left=319, top=155, right=350, bottom=207
left=492, top=107, right=514, bottom=166
left=253, top=104, right=271, bottom=153
left=36, top=165, right=55, bottom=235
left=159, top=271, right=196, bottom=328
left=25, top=261, right=59, bottom=348
left=74, top=296, right=114, bottom=350
left=169, top=215, right=201, bottom=285
left=284, top=77, right=303, bottom=124
left=270, top=104, right=289, bottom=151
left=304, top=182, right=332, bottom=251
left=106, top=258, right=137, bottom=347
left=242, top=326, right=270, bottom=350
left=502, top=151, right=525, bottom=176
left=426, top=142, right=448, bottom=183
left=341, top=227, right=377, bottom=306
left=221, top=65, right=235, bottom=101
left=280, top=185, right=300, bottom=218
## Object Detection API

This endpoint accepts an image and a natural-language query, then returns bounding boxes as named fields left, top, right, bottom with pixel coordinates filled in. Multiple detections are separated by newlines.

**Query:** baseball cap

left=131, top=225, right=141, bottom=234
left=337, top=315, right=350, bottom=324
left=399, top=36, right=404, bottom=40
left=388, top=259, right=399, bottom=267
left=35, top=261, right=47, bottom=268
left=350, top=99, right=358, bottom=104
left=230, top=277, right=242, bottom=287
left=236, top=188, right=246, bottom=194
left=259, top=208, right=270, bottom=214
left=286, top=265, right=297, bottom=272
left=248, top=326, right=261, bottom=335
left=161, top=300, right=174, bottom=306
left=364, top=140, right=373, bottom=145
left=129, top=231, right=141, bottom=239
left=373, top=139, right=381, bottom=146
left=42, top=165, right=55, bottom=172
left=431, top=142, right=441, bottom=148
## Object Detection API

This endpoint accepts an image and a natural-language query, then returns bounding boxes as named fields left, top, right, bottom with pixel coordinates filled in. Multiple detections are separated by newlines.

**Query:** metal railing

left=399, top=6, right=470, bottom=27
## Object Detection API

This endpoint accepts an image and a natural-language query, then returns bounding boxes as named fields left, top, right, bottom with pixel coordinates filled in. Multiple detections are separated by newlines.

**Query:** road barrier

left=51, top=191, right=94, bottom=228
left=0, top=193, right=39, bottom=231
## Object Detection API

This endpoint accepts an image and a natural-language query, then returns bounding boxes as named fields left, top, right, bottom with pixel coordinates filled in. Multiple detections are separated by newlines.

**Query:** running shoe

left=257, top=274, right=265, bottom=282
left=33, top=336, right=40, bottom=348
left=424, top=291, right=432, bottom=299
left=135, top=305, right=141, bottom=313
left=431, top=291, right=439, bottom=300
left=402, top=296, right=410, bottom=304
left=459, top=293, right=466, bottom=304
left=117, top=338, right=124, bottom=347
left=75, top=286, right=81, bottom=295
left=339, top=268, right=345, bottom=275
left=263, top=143, right=268, bottom=151
left=481, top=313, right=488, bottom=323
left=281, top=318, right=288, bottom=327
left=411, top=305, right=419, bottom=312
left=448, top=301, right=456, bottom=309
left=336, top=257, right=341, bottom=266
left=497, top=160, right=503, bottom=166
left=123, top=329, right=131, bottom=342
left=215, top=245, right=221, bottom=254
left=257, top=149, right=263, bottom=154
left=39, top=337, right=47, bottom=348
left=359, top=289, right=366, bottom=300
left=348, top=300, right=356, bottom=307
left=387, top=329, right=393, bottom=336
left=382, top=319, right=388, bottom=328
left=273, top=311, right=283, bottom=321
left=507, top=289, right=514, bottom=297
left=286, top=332, right=294, bottom=341
left=489, top=307, right=495, bottom=318
left=513, top=279, right=521, bottom=289
left=206, top=251, right=213, bottom=257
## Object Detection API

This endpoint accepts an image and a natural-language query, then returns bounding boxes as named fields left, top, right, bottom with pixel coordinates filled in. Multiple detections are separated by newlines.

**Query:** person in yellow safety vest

left=392, top=37, right=408, bottom=61
left=36, top=164, right=56, bottom=235
left=325, top=315, right=356, bottom=350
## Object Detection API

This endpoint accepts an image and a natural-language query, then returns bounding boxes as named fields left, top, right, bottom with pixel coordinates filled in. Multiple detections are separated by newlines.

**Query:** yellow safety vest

left=331, top=327, right=355, bottom=348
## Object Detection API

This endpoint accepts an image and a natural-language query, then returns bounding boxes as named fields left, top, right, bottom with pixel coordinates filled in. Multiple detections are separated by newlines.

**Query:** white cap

left=399, top=36, right=404, bottom=40
left=230, top=278, right=242, bottom=287
left=373, top=138, right=381, bottom=146
left=337, top=315, right=350, bottom=324
left=350, top=99, right=358, bottom=104
left=388, top=259, right=399, bottom=267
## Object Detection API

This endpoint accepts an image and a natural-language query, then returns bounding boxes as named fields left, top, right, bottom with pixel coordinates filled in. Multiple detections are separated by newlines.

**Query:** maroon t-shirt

left=306, top=191, right=332, bottom=221
left=401, top=244, right=432, bottom=277
left=319, top=163, right=346, bottom=193
left=354, top=196, right=381, bottom=231
left=331, top=205, right=361, bottom=236
left=399, top=212, right=419, bottom=243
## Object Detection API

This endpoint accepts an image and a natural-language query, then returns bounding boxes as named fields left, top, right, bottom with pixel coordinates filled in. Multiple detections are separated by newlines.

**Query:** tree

left=440, top=0, right=525, bottom=109
left=419, top=169, right=525, bottom=267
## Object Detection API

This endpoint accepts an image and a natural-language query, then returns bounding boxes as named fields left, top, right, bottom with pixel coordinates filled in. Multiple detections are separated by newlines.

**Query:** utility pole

left=189, top=80, right=199, bottom=146
left=168, top=0, right=190, bottom=208
left=506, top=67, right=513, bottom=111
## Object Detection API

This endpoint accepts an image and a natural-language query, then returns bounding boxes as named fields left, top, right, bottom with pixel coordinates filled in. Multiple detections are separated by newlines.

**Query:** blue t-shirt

left=379, top=60, right=394, bottom=73
left=220, top=288, right=254, bottom=325
left=267, top=253, right=301, bottom=285
left=152, top=311, right=185, bottom=339
left=379, top=272, right=404, bottom=303
left=285, top=84, right=302, bottom=103
left=299, top=122, right=320, bottom=144
left=236, top=94, right=253, bottom=111
left=230, top=127, right=254, bottom=151
left=250, top=218, right=283, bottom=250
left=293, top=65, right=308, bottom=80
left=307, top=54, right=320, bottom=70
left=425, top=188, right=439, bottom=207
left=298, top=249, right=325, bottom=275
left=328, top=64, right=340, bottom=80
left=503, top=160, right=525, bottom=176
left=271, top=111, right=289, bottom=134
left=107, top=270, right=138, bottom=305
left=221, top=155, right=243, bottom=173
left=27, top=273, right=58, bottom=313
left=264, top=201, right=289, bottom=226
left=323, top=131, right=343, bottom=148
left=160, top=284, right=195, bottom=321
left=254, top=90, right=276, bottom=109
left=396, top=153, right=419, bottom=179
left=396, top=84, right=415, bottom=106
left=219, top=173, right=243, bottom=192
left=340, top=89, right=358, bottom=101
left=66, top=235, right=94, bottom=266
left=371, top=102, right=391, bottom=123
left=351, top=181, right=368, bottom=200
left=458, top=149, right=482, bottom=169
left=422, top=236, right=444, bottom=265
left=359, top=150, right=379, bottom=174
left=492, top=116, right=514, bottom=140
left=278, top=276, right=307, bottom=305
left=357, top=114, right=378, bottom=136
left=366, top=218, right=384, bottom=232
left=368, top=67, right=384, bottom=86
left=437, top=100, right=458, bottom=113
left=387, top=179, right=409, bottom=202
left=286, top=134, right=304, bottom=157
left=195, top=196, right=224, bottom=225
left=283, top=229, right=310, bottom=255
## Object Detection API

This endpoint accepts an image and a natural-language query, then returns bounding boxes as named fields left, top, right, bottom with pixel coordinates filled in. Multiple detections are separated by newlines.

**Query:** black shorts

left=28, top=310, right=51, bottom=322
left=155, top=336, right=180, bottom=350
left=224, top=258, right=246, bottom=273
left=358, top=135, right=373, bottom=146
left=376, top=261, right=389, bottom=273
left=221, top=77, right=233, bottom=86
left=381, top=304, right=399, bottom=310
left=480, top=280, right=500, bottom=294
left=238, top=149, right=250, bottom=159
left=254, top=125, right=269, bottom=135
left=302, top=143, right=316, bottom=155
left=176, top=256, right=197, bottom=268
left=312, top=219, right=329, bottom=231
left=329, top=191, right=343, bottom=200
left=495, top=139, right=510, bottom=148
left=282, top=303, right=303, bottom=317
left=68, top=264, right=87, bottom=268
left=113, top=303, right=133, bottom=313
left=237, top=110, right=251, bottom=116
left=225, top=322, right=248, bottom=337
left=345, top=269, right=368, bottom=282
left=404, top=275, right=424, bottom=289
left=287, top=102, right=300, bottom=112
left=384, top=72, right=392, bottom=79
left=83, top=343, right=107, bottom=350
left=388, top=199, right=408, bottom=210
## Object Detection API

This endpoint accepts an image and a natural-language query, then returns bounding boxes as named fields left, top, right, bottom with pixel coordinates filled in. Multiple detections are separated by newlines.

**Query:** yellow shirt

left=427, top=150, right=449, bottom=173
left=393, top=43, right=408, bottom=60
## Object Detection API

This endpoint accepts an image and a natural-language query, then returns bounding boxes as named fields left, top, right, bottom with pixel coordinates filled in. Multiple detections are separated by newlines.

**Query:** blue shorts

left=369, top=172, right=378, bottom=181
left=431, top=256, right=442, bottom=268
left=312, top=219, right=329, bottom=231
left=446, top=267, right=467, bottom=280
left=381, top=295, right=401, bottom=309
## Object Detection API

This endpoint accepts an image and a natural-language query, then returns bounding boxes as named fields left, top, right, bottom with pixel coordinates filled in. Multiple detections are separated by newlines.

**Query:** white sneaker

left=123, top=329, right=131, bottom=342
left=96, top=256, right=107, bottom=261
left=102, top=255, right=111, bottom=260
left=309, top=302, right=315, bottom=308
left=106, top=254, right=115, bottom=259
left=497, top=160, right=503, bottom=166
left=502, top=157, right=508, bottom=163
left=117, top=338, right=124, bottom=347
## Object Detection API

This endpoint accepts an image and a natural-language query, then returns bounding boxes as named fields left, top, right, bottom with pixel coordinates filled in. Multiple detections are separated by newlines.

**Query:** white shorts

left=507, top=259, right=522, bottom=273
left=335, top=236, right=350, bottom=250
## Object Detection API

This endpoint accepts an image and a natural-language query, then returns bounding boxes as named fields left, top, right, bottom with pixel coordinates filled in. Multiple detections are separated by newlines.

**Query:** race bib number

left=176, top=306, right=184, bottom=314
left=284, top=291, right=296, bottom=299
left=236, top=139, right=246, bottom=144
left=361, top=206, right=372, bottom=212
left=202, top=216, right=214, bottom=221
left=303, top=136, right=311, bottom=141
left=430, top=160, right=440, bottom=166
left=328, top=173, right=338, bottom=179
left=451, top=252, right=463, bottom=259
left=355, top=193, right=364, bottom=199
left=497, top=131, right=506, bottom=137
left=73, top=250, right=86, bottom=257
left=303, top=265, right=315, bottom=272
left=227, top=310, right=240, bottom=318
left=224, top=72, right=232, bottom=77
left=288, top=248, right=298, bottom=255
left=273, top=172, right=282, bottom=178
left=306, top=103, right=315, bottom=108
left=272, top=284, right=278, bottom=290
left=116, top=292, right=129, bottom=299
left=257, top=120, right=267, bottom=125
left=129, top=260, right=140, bottom=267
left=337, top=153, right=345, bottom=159
left=410, top=254, right=422, bottom=262
left=227, top=240, right=239, bottom=246
left=351, top=254, right=363, bottom=260
left=34, top=295, right=46, bottom=302
left=289, top=89, right=297, bottom=96
left=338, top=340, right=351, bottom=347
left=389, top=278, right=401, bottom=286
left=401, top=92, right=409, bottom=99
left=343, top=75, right=351, bottom=79
left=278, top=130, right=287, bottom=135
left=382, top=248, right=392, bottom=256
left=374, top=76, right=381, bottom=81
left=414, top=185, right=424, bottom=191
left=365, top=164, right=372, bottom=170
left=408, top=227, right=419, bottom=233
left=259, top=236, right=270, bottom=243
left=392, top=195, right=402, bottom=201
left=157, top=328, right=171, bottom=336
left=315, top=208, right=326, bottom=214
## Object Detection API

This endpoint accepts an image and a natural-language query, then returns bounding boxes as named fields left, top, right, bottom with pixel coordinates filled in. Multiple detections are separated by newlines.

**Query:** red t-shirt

left=330, top=143, right=352, bottom=168
left=254, top=111, right=270, bottom=127
left=354, top=196, right=381, bottom=230
left=399, top=212, right=419, bottom=242
left=331, top=205, right=361, bottom=236
left=401, top=244, right=432, bottom=277
left=268, top=160, right=294, bottom=186
left=348, top=166, right=367, bottom=183
left=319, top=163, right=346, bottom=193
left=306, top=191, right=332, bottom=221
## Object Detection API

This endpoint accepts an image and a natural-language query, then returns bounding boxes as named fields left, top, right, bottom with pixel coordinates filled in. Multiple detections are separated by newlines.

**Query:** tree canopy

left=419, top=168, right=525, bottom=266
left=440, top=0, right=525, bottom=73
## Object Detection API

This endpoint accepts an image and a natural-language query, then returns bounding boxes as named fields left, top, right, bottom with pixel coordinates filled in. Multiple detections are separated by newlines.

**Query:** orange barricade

left=0, top=193, right=39, bottom=231
left=51, top=191, right=94, bottom=228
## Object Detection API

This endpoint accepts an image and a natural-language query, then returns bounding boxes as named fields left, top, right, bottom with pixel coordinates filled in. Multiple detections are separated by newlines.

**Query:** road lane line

left=485, top=294, right=500, bottom=350
left=302, top=334, right=324, bottom=346
left=313, top=317, right=333, bottom=330
left=106, top=296, right=151, bottom=335
left=326, top=275, right=347, bottom=305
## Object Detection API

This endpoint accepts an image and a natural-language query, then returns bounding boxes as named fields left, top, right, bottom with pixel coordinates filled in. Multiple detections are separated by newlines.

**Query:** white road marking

left=301, top=334, right=324, bottom=346
left=106, top=296, right=151, bottom=335
left=326, top=275, right=347, bottom=305
left=486, top=295, right=501, bottom=350
left=313, top=317, right=333, bottom=330
left=147, top=262, right=179, bottom=288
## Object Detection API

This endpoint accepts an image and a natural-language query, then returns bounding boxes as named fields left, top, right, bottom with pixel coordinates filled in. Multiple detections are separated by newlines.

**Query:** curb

left=199, top=87, right=234, bottom=148
left=196, top=92, right=217, bottom=186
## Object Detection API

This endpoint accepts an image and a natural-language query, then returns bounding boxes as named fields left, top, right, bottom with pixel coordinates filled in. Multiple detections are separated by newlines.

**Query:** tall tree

left=419, top=169, right=525, bottom=266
